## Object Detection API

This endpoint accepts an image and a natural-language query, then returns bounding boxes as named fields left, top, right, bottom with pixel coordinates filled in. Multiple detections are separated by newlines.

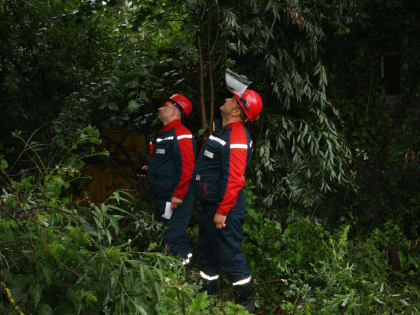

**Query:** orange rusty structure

left=80, top=129, right=148, bottom=205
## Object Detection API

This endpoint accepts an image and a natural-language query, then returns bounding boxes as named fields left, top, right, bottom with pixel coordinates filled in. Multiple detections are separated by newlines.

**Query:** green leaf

left=19, top=176, right=34, bottom=188
left=114, top=191, right=120, bottom=203
left=125, top=81, right=138, bottom=88
left=39, top=304, right=54, bottom=315
left=31, top=284, right=43, bottom=308
left=154, top=281, right=161, bottom=303
left=132, top=302, right=148, bottom=315
left=108, top=103, right=119, bottom=111
left=128, top=100, right=140, bottom=112
left=106, top=229, right=112, bottom=245
left=45, top=175, right=66, bottom=197
left=191, top=292, right=208, bottom=310
left=66, top=157, right=86, bottom=170
left=0, top=158, right=8, bottom=170
left=42, top=267, right=52, bottom=285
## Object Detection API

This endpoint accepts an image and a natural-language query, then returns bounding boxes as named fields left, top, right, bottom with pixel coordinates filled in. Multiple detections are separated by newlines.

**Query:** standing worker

left=142, top=93, right=196, bottom=266
left=192, top=88, right=263, bottom=312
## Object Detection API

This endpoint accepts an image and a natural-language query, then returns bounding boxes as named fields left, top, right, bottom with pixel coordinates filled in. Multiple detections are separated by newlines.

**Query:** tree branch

left=197, top=27, right=208, bottom=130
left=207, top=0, right=215, bottom=128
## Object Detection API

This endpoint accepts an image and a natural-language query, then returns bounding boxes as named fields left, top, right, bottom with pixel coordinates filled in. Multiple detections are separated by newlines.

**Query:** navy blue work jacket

left=148, top=120, right=195, bottom=200
left=192, top=122, right=253, bottom=216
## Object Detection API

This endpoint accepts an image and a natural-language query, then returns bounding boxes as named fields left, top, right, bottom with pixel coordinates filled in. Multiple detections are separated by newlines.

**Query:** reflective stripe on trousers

left=182, top=253, right=193, bottom=265
left=200, top=271, right=219, bottom=281
left=232, top=276, right=252, bottom=286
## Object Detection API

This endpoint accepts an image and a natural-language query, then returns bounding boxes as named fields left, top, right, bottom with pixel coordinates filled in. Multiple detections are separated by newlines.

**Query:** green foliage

left=0, top=127, right=254, bottom=314
left=323, top=0, right=420, bottom=173
left=1, top=0, right=419, bottom=313
left=255, top=112, right=356, bottom=208
left=1, top=1, right=112, bottom=141
left=0, top=0, right=363, bottom=213
left=242, top=182, right=419, bottom=314
left=210, top=0, right=361, bottom=208
left=0, top=0, right=189, bottom=161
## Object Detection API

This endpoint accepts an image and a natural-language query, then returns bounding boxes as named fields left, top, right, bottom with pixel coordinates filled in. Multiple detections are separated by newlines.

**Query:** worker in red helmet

left=192, top=88, right=262, bottom=312
left=142, top=93, right=196, bottom=266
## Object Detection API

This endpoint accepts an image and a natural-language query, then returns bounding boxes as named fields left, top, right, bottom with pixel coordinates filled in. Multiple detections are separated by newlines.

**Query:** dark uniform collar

left=160, top=119, right=181, bottom=132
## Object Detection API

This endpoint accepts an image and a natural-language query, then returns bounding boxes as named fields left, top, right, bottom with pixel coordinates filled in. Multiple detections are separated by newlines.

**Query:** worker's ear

left=175, top=107, right=183, bottom=119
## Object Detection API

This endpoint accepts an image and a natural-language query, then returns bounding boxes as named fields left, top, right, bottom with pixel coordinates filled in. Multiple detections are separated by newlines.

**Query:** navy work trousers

left=197, top=190, right=250, bottom=282
left=155, top=190, right=194, bottom=259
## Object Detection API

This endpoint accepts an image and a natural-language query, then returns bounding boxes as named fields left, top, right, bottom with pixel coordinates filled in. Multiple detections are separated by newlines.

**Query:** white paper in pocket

left=161, top=201, right=173, bottom=219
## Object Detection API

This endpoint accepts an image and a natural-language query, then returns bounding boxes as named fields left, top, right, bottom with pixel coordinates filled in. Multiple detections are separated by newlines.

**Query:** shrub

left=0, top=127, right=253, bottom=314
left=242, top=182, right=420, bottom=314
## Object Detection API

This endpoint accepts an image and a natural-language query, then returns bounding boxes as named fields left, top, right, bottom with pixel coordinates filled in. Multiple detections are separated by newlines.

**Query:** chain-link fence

left=322, top=168, right=420, bottom=270
left=323, top=168, right=420, bottom=235
left=337, top=169, right=420, bottom=238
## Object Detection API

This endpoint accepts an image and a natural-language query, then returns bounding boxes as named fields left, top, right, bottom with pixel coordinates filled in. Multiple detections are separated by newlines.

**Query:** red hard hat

left=163, top=93, right=193, bottom=118
left=234, top=89, right=263, bottom=121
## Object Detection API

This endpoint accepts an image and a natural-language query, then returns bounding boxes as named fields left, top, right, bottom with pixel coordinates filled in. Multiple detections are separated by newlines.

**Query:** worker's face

left=220, top=96, right=241, bottom=116
left=158, top=101, right=177, bottom=122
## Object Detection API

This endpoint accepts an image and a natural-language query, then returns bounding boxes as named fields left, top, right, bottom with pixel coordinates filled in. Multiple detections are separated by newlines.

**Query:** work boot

left=199, top=271, right=219, bottom=295
left=200, top=279, right=218, bottom=295
left=234, top=282, right=255, bottom=313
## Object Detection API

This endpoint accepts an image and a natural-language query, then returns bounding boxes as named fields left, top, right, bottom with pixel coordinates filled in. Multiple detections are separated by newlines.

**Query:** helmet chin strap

left=170, top=101, right=186, bottom=120
left=236, top=98, right=248, bottom=122
left=240, top=111, right=248, bottom=122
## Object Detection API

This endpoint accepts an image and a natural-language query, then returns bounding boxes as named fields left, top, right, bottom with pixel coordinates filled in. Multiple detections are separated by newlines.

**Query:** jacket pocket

left=192, top=177, right=206, bottom=201
left=192, top=177, right=219, bottom=203
left=148, top=173, right=178, bottom=198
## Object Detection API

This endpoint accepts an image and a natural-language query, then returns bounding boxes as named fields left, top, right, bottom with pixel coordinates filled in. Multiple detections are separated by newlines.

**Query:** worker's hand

left=170, top=196, right=183, bottom=210
left=137, top=165, right=148, bottom=178
left=213, top=213, right=227, bottom=229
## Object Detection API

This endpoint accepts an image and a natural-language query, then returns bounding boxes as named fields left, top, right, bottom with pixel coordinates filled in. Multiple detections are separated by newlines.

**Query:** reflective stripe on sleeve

left=156, top=136, right=174, bottom=142
left=200, top=271, right=219, bottom=281
left=232, top=276, right=252, bottom=286
left=209, top=135, right=226, bottom=146
left=230, top=144, right=248, bottom=149
left=177, top=134, right=193, bottom=140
